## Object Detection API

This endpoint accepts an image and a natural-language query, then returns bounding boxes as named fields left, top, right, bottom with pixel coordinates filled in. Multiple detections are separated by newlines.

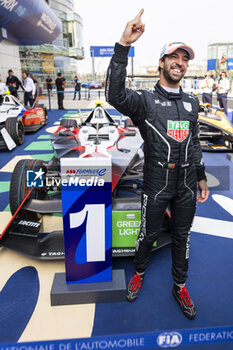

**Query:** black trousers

left=73, top=89, right=81, bottom=100
left=24, top=91, right=33, bottom=107
left=57, top=91, right=64, bottom=109
left=134, top=166, right=197, bottom=284
left=217, top=93, right=228, bottom=116
left=202, top=93, right=212, bottom=105
left=10, top=90, right=18, bottom=98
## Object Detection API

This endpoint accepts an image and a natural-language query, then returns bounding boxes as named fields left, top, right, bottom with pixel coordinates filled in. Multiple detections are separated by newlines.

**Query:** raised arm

left=119, top=9, right=145, bottom=47
left=105, top=10, right=146, bottom=126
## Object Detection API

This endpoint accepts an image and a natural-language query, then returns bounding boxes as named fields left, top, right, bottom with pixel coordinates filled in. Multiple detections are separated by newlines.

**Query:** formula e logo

left=66, top=168, right=106, bottom=176
left=167, top=120, right=189, bottom=142
left=157, top=332, right=182, bottom=348
left=27, top=169, right=44, bottom=187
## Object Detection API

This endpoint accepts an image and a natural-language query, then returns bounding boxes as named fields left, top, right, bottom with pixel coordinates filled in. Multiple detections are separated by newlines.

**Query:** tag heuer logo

left=183, top=101, right=192, bottom=112
left=167, top=120, right=190, bottom=142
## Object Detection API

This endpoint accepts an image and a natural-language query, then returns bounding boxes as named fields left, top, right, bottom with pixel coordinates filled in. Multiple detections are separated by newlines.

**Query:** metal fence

left=16, top=86, right=233, bottom=112
left=17, top=88, right=106, bottom=110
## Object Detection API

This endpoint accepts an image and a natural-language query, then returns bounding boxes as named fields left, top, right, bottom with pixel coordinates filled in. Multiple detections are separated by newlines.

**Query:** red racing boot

left=126, top=273, right=144, bottom=302
left=173, top=284, right=196, bottom=319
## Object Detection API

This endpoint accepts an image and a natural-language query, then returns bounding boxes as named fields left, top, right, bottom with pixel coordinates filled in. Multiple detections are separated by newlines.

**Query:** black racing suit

left=106, top=43, right=207, bottom=284
left=6, top=75, right=23, bottom=98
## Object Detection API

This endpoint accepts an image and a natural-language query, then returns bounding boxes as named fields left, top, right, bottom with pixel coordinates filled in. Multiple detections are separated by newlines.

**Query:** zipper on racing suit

left=175, top=100, right=181, bottom=190
left=175, top=100, right=194, bottom=199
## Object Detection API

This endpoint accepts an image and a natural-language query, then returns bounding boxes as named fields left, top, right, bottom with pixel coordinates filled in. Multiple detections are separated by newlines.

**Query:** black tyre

left=9, top=159, right=46, bottom=221
left=60, top=118, right=78, bottom=128
left=5, top=117, right=25, bottom=145
left=44, top=107, right=48, bottom=124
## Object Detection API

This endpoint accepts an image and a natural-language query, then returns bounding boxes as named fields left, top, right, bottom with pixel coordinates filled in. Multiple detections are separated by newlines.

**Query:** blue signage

left=61, top=157, right=112, bottom=284
left=207, top=59, right=217, bottom=70
left=227, top=58, right=233, bottom=70
left=90, top=46, right=135, bottom=57
left=1, top=326, right=233, bottom=349
left=0, top=0, right=61, bottom=45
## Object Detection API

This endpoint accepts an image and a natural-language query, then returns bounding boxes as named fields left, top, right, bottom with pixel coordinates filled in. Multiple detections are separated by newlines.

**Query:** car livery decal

left=167, top=120, right=190, bottom=142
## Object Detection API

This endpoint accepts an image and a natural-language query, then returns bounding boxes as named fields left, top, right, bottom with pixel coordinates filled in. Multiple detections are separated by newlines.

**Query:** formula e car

left=0, top=102, right=171, bottom=259
left=198, top=103, right=233, bottom=151
left=0, top=94, right=47, bottom=150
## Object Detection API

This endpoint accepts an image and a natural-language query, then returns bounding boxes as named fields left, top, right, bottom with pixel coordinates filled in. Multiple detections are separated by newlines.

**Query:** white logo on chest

left=183, top=101, right=192, bottom=112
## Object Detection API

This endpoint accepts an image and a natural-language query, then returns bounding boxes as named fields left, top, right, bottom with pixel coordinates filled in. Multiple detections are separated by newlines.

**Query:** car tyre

left=60, top=118, right=78, bottom=128
left=44, top=107, right=48, bottom=124
left=9, top=159, right=46, bottom=221
left=5, top=117, right=25, bottom=145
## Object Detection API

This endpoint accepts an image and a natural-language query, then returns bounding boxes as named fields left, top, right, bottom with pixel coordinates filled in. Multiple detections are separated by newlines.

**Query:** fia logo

left=157, top=332, right=182, bottom=348
left=26, top=169, right=44, bottom=187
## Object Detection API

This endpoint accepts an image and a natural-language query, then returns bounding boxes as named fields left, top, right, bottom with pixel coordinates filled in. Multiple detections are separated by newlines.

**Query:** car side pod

left=50, top=157, right=127, bottom=306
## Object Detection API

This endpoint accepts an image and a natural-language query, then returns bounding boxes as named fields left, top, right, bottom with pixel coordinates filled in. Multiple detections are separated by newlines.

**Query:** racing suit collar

left=154, top=81, right=182, bottom=100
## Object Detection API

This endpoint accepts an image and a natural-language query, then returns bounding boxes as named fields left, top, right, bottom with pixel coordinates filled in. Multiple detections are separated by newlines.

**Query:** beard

left=162, top=62, right=186, bottom=85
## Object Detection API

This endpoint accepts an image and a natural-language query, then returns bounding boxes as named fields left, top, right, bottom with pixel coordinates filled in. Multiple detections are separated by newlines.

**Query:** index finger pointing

left=135, top=8, right=144, bottom=20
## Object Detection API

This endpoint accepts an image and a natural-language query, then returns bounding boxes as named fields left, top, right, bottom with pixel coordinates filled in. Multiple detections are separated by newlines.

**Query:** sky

left=75, top=0, right=233, bottom=75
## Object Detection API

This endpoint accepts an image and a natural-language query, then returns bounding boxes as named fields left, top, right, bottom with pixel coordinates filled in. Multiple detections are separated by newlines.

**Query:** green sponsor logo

left=112, top=211, right=156, bottom=248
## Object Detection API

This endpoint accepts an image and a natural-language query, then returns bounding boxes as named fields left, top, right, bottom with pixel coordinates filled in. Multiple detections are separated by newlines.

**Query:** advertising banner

left=41, top=53, right=54, bottom=73
left=0, top=0, right=62, bottom=45
left=90, top=46, right=135, bottom=57
left=207, top=59, right=217, bottom=70
left=61, top=157, right=112, bottom=284
left=1, top=325, right=233, bottom=349
left=227, top=58, right=233, bottom=70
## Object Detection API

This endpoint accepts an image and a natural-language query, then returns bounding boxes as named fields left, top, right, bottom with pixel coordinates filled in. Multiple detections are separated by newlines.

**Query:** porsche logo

left=183, top=101, right=192, bottom=112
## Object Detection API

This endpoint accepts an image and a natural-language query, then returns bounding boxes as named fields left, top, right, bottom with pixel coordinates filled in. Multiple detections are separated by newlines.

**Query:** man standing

left=55, top=72, right=66, bottom=110
left=0, top=76, right=9, bottom=103
left=22, top=72, right=35, bottom=107
left=73, top=75, right=81, bottom=100
left=217, top=72, right=230, bottom=116
left=31, top=74, right=38, bottom=102
left=6, top=69, right=23, bottom=99
left=105, top=9, right=209, bottom=320
left=200, top=72, right=214, bottom=105
left=46, top=76, right=53, bottom=95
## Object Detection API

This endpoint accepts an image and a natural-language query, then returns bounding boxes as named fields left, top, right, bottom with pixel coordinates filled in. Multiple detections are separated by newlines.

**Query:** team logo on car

left=183, top=101, right=192, bottom=112
left=167, top=120, right=190, bottom=142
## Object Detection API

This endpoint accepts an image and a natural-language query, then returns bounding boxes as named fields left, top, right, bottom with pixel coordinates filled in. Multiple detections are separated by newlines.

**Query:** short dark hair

left=158, top=56, right=165, bottom=74
left=22, top=71, right=28, bottom=76
left=57, top=72, right=62, bottom=77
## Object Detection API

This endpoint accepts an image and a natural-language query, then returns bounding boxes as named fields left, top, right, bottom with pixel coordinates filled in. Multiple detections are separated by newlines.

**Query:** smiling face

left=159, top=49, right=189, bottom=88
